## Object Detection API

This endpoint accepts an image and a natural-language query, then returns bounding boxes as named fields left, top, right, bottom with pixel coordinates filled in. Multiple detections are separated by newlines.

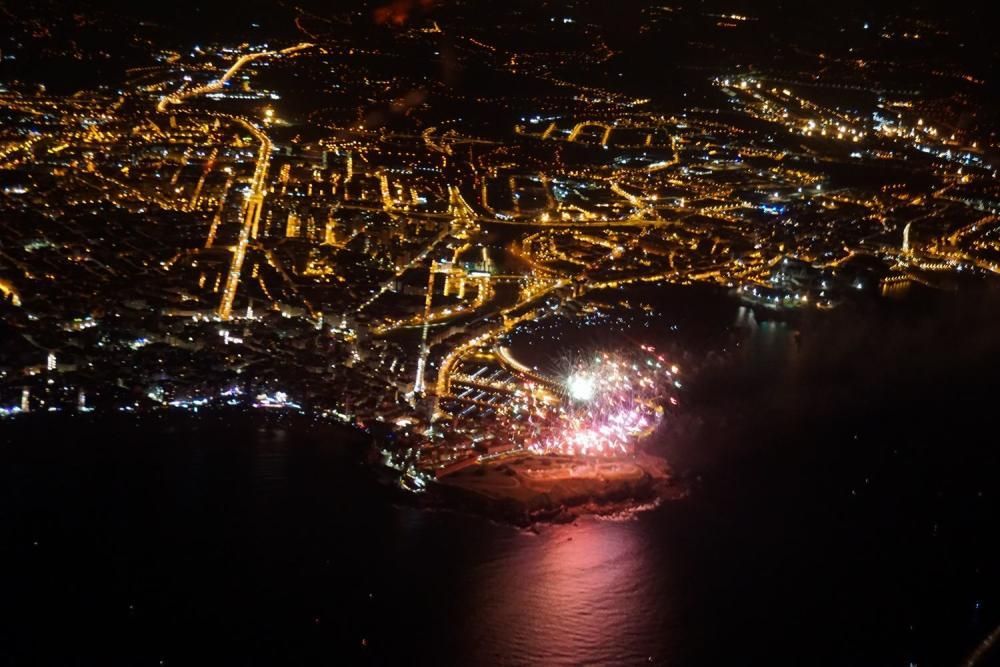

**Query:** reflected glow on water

left=456, top=519, right=675, bottom=666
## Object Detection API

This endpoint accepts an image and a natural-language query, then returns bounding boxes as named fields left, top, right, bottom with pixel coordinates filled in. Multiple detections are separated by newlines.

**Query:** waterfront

left=2, top=287, right=999, bottom=665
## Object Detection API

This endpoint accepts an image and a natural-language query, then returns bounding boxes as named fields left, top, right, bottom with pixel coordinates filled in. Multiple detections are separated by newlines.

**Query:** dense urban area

left=2, top=0, right=998, bottom=503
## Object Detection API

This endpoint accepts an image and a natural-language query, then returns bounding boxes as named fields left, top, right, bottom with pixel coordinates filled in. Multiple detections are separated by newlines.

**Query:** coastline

left=376, top=448, right=683, bottom=527
left=3, top=409, right=683, bottom=528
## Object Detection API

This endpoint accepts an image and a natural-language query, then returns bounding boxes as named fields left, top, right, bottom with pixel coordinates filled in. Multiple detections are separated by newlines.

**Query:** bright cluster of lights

left=527, top=346, right=678, bottom=458
left=566, top=373, right=597, bottom=401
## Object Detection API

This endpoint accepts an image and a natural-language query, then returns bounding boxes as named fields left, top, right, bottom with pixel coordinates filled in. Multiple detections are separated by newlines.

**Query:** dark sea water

left=2, top=286, right=1000, bottom=666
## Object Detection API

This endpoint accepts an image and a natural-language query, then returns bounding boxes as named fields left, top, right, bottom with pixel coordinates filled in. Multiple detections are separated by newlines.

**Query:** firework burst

left=527, top=345, right=678, bottom=457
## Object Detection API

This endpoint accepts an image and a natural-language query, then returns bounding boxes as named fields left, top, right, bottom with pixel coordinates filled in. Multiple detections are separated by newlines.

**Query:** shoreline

left=377, top=448, right=684, bottom=528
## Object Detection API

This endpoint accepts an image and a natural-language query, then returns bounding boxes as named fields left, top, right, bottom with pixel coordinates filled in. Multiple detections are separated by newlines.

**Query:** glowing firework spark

left=527, top=346, right=677, bottom=458
left=567, top=373, right=597, bottom=402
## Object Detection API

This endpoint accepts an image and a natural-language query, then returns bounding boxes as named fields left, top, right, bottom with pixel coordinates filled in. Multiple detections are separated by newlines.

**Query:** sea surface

left=2, top=285, right=999, bottom=666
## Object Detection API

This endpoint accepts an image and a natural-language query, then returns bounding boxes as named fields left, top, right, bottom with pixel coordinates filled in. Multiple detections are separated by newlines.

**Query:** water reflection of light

left=252, top=427, right=289, bottom=485
left=460, top=521, right=674, bottom=666
left=735, top=305, right=756, bottom=329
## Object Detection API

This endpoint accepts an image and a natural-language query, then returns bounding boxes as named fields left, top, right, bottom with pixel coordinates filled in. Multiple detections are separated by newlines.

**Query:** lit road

left=218, top=117, right=272, bottom=320
left=150, top=43, right=304, bottom=319
left=157, top=43, right=313, bottom=112
left=356, top=226, right=450, bottom=314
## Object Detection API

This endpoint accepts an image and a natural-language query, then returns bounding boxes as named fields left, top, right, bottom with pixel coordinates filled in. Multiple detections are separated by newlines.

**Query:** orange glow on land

left=374, top=0, right=437, bottom=26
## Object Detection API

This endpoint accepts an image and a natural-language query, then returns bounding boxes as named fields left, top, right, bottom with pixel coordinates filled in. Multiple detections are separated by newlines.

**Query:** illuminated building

left=286, top=212, right=301, bottom=238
